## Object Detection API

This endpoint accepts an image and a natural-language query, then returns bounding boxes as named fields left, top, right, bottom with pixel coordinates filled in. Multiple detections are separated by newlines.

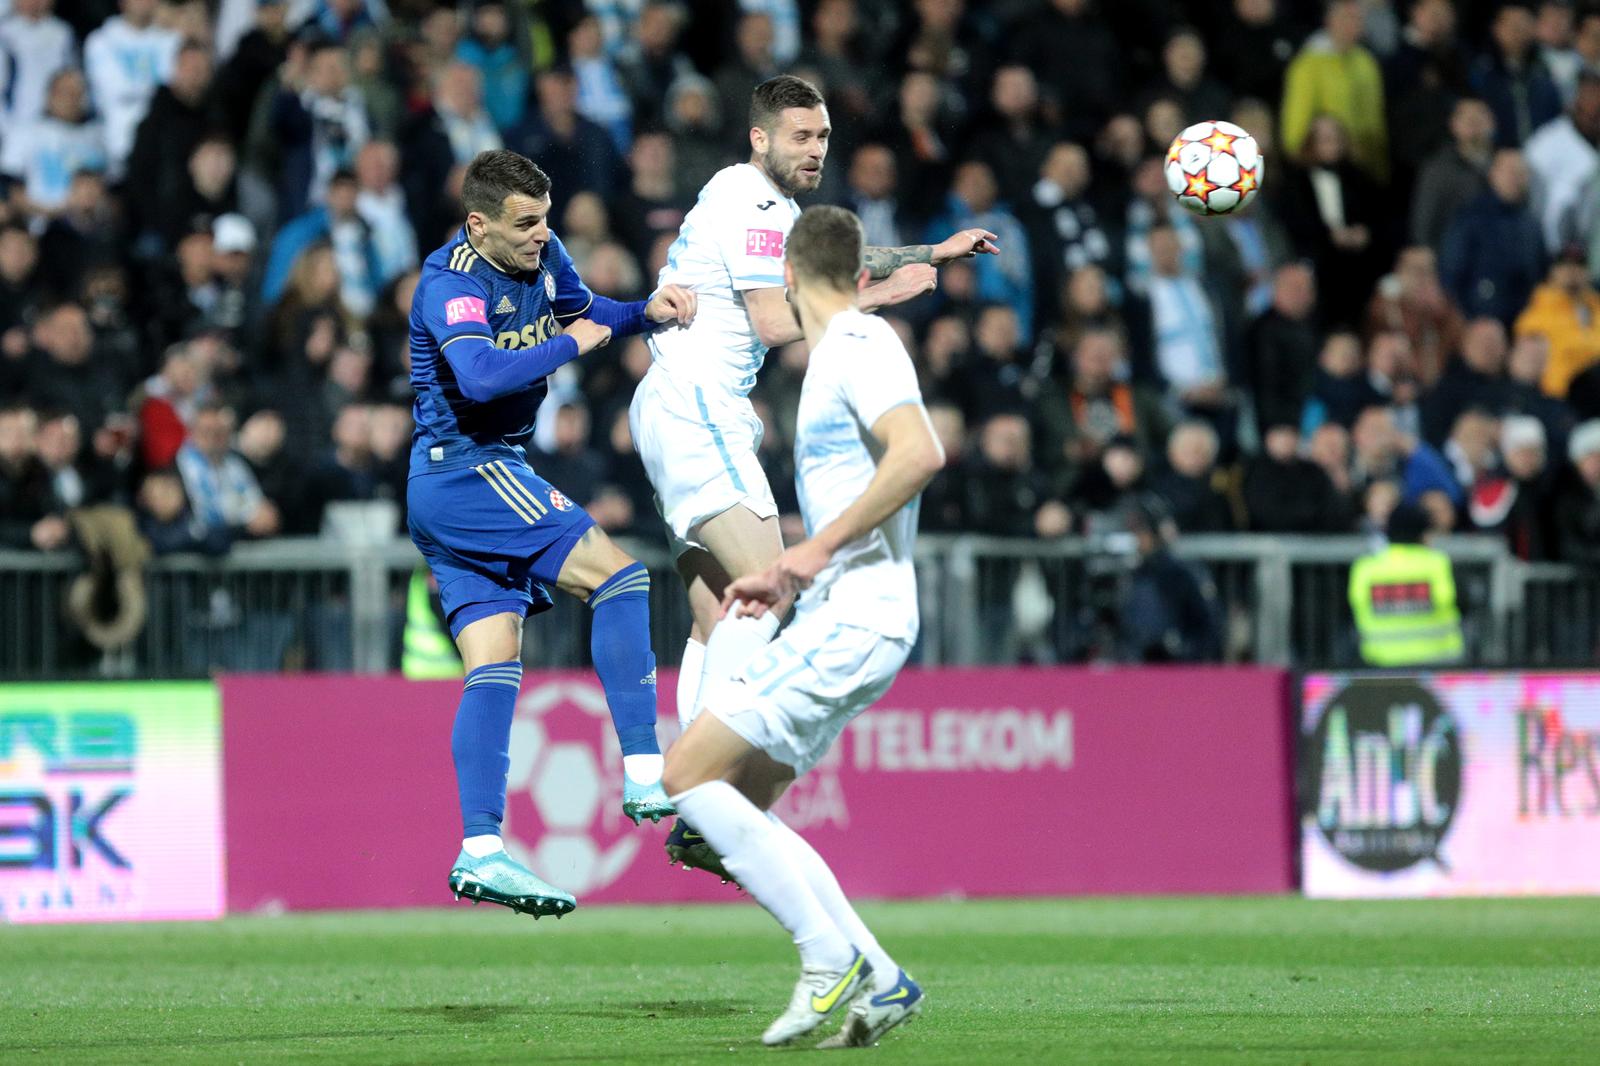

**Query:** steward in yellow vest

left=1349, top=504, right=1465, bottom=667
left=403, top=567, right=463, bottom=679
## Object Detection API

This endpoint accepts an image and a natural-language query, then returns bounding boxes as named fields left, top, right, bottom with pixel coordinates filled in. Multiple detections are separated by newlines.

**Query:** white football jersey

left=793, top=309, right=924, bottom=642
left=647, top=163, right=800, bottom=397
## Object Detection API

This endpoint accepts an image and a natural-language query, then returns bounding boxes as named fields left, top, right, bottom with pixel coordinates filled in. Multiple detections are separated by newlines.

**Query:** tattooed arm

left=862, top=229, right=1000, bottom=279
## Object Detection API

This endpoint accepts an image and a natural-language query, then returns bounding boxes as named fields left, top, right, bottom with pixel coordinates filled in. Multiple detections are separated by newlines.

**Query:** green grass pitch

left=3, top=896, right=1598, bottom=1064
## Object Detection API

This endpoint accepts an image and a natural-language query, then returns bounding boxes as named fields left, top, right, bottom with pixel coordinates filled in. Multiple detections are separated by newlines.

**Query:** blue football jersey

left=408, top=228, right=594, bottom=472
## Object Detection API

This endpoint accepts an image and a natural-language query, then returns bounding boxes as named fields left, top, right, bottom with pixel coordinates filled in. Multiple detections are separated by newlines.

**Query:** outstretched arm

left=862, top=229, right=999, bottom=279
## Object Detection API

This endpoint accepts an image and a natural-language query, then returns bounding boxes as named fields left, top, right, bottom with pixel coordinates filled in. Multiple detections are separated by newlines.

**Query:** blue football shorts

left=407, top=456, right=596, bottom=638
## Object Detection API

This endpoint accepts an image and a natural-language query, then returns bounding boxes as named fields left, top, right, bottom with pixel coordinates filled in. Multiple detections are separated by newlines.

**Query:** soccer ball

left=1164, top=121, right=1263, bottom=217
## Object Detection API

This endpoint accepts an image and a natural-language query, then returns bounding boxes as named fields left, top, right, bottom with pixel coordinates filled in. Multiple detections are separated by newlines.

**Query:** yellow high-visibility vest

left=1348, top=544, right=1465, bottom=667
left=402, top=568, right=463, bottom=679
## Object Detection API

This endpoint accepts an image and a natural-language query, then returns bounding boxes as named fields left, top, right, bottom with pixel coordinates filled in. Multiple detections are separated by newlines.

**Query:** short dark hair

left=750, top=75, right=824, bottom=131
left=462, top=150, right=551, bottom=218
left=787, top=205, right=862, bottom=291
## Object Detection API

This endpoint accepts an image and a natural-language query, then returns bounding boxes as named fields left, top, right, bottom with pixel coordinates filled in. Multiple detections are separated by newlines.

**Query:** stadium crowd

left=2, top=0, right=1600, bottom=569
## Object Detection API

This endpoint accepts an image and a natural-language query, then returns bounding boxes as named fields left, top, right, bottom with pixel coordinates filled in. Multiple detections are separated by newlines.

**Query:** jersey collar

left=458, top=227, right=543, bottom=282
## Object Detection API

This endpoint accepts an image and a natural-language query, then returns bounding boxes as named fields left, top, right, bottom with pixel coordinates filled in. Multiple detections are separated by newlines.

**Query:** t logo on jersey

left=746, top=228, right=785, bottom=257
left=445, top=296, right=487, bottom=325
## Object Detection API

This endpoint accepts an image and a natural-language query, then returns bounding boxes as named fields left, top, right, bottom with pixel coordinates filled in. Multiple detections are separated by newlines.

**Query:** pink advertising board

left=222, top=668, right=1294, bottom=912
left=2, top=683, right=225, bottom=924
left=1301, top=673, right=1600, bottom=897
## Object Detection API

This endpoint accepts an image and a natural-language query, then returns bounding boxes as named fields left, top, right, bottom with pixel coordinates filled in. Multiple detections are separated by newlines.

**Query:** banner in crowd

left=222, top=668, right=1293, bottom=912
left=0, top=683, right=224, bottom=923
left=1300, top=673, right=1600, bottom=897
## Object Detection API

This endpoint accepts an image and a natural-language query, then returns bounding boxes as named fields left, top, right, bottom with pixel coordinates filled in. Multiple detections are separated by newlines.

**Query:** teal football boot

left=622, top=776, right=674, bottom=825
left=448, top=849, right=576, bottom=918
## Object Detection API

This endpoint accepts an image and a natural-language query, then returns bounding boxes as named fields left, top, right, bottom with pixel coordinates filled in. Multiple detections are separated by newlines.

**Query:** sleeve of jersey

left=845, top=337, right=924, bottom=428
left=717, top=203, right=790, bottom=292
left=546, top=234, right=654, bottom=336
left=424, top=272, right=579, bottom=403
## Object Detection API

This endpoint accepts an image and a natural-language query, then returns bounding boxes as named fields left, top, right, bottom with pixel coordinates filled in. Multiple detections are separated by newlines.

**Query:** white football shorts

left=629, top=363, right=778, bottom=557
left=707, top=600, right=911, bottom=775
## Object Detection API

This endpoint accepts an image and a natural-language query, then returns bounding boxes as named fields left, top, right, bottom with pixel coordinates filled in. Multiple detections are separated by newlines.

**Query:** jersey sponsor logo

left=495, top=314, right=560, bottom=349
left=445, top=296, right=487, bottom=325
left=495, top=295, right=516, bottom=315
left=547, top=488, right=573, bottom=511
left=745, top=228, right=785, bottom=257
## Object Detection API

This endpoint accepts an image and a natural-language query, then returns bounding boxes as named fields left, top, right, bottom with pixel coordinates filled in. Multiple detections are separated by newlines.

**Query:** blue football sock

left=452, top=660, right=522, bottom=838
left=588, top=562, right=661, bottom=756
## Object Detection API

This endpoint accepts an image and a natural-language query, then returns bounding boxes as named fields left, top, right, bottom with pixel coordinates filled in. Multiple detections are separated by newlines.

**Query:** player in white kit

left=661, top=206, right=944, bottom=1049
left=629, top=75, right=995, bottom=746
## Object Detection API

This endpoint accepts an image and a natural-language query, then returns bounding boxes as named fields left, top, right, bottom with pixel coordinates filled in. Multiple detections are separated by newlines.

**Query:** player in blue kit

left=408, top=149, right=697, bottom=917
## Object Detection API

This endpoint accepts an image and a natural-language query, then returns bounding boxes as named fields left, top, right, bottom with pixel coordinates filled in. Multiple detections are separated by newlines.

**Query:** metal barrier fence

left=1, top=534, right=1594, bottom=678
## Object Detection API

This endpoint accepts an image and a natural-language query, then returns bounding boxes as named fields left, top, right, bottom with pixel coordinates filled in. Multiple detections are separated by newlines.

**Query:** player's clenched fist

left=565, top=318, right=613, bottom=353
left=872, top=264, right=938, bottom=304
left=646, top=283, right=697, bottom=326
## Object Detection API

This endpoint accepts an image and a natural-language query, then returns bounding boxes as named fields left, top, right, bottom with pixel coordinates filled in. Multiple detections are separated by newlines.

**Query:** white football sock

left=768, top=812, right=899, bottom=992
left=672, top=780, right=853, bottom=971
left=677, top=638, right=706, bottom=730
left=700, top=610, right=781, bottom=704
left=622, top=753, right=664, bottom=785
left=462, top=834, right=502, bottom=858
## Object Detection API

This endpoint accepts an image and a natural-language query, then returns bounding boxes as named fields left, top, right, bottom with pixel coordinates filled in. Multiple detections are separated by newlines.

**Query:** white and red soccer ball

left=1164, top=121, right=1263, bottom=217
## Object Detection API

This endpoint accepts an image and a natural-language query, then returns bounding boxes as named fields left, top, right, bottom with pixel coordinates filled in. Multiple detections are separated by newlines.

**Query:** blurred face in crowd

left=1306, top=115, right=1350, bottom=166
left=1066, top=264, right=1108, bottom=316
left=975, top=305, right=1019, bottom=358
left=355, top=141, right=398, bottom=191
left=1449, top=98, right=1495, bottom=153
left=1449, top=410, right=1498, bottom=471
left=1264, top=425, right=1301, bottom=463
left=1168, top=423, right=1218, bottom=478
left=308, top=45, right=349, bottom=98
left=917, top=0, right=964, bottom=32
left=189, top=139, right=236, bottom=199
left=1420, top=489, right=1456, bottom=532
left=1461, top=318, right=1508, bottom=374
left=422, top=7, right=461, bottom=55
left=139, top=472, right=187, bottom=522
left=1364, top=479, right=1401, bottom=527
left=813, top=0, right=855, bottom=45
left=1410, top=0, right=1455, bottom=43
left=1508, top=334, right=1549, bottom=383
left=122, top=0, right=157, bottom=27
left=325, top=174, right=360, bottom=219
left=1320, top=332, right=1360, bottom=377
left=1573, top=80, right=1600, bottom=140
left=1580, top=14, right=1600, bottom=62
left=1326, top=0, right=1364, bottom=49
left=848, top=144, right=895, bottom=199
left=1353, top=407, right=1399, bottom=464
left=64, top=172, right=108, bottom=219
left=562, top=192, right=608, bottom=241
left=737, top=12, right=774, bottom=66
left=0, top=407, right=38, bottom=466
left=1273, top=262, right=1315, bottom=317
left=568, top=16, right=603, bottom=59
left=0, top=227, right=37, bottom=282
left=752, top=101, right=830, bottom=197
left=1103, top=442, right=1143, bottom=487
left=1148, top=226, right=1183, bottom=278
left=35, top=304, right=92, bottom=365
left=898, top=72, right=939, bottom=125
left=630, top=132, right=673, bottom=184
left=1504, top=437, right=1545, bottom=481
left=1235, top=0, right=1274, bottom=26
left=1309, top=422, right=1350, bottom=473
left=921, top=316, right=968, bottom=375
left=36, top=414, right=79, bottom=470
left=45, top=69, right=88, bottom=123
left=1578, top=448, right=1600, bottom=488
left=257, top=0, right=286, bottom=35
left=1072, top=330, right=1121, bottom=391
left=171, top=46, right=213, bottom=103
left=331, top=404, right=372, bottom=458
left=1395, top=246, right=1441, bottom=296
left=471, top=2, right=508, bottom=46
left=1041, top=142, right=1090, bottom=199
left=191, top=408, right=236, bottom=461
left=437, top=62, right=484, bottom=116
left=638, top=3, right=682, bottom=52
left=1143, top=98, right=1184, bottom=151
left=1487, top=149, right=1530, bottom=202
left=1163, top=32, right=1206, bottom=90
left=555, top=404, right=590, bottom=454
left=1537, top=2, right=1573, bottom=47
left=1552, top=257, right=1591, bottom=295
left=1494, top=3, right=1537, bottom=59
left=160, top=349, right=200, bottom=396
left=927, top=403, right=965, bottom=463
left=1051, top=0, right=1088, bottom=15
left=13, top=0, right=51, bottom=20
left=992, top=66, right=1037, bottom=120
left=979, top=414, right=1030, bottom=471
left=237, top=409, right=285, bottom=463
left=1367, top=332, right=1415, bottom=382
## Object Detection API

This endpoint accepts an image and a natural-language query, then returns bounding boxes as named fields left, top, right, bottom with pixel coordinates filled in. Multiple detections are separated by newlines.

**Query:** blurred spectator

left=2, top=69, right=107, bottom=219
left=1309, top=420, right=1356, bottom=512
left=1554, top=418, right=1600, bottom=564
left=1028, top=142, right=1115, bottom=297
left=1244, top=421, right=1347, bottom=532
left=126, top=42, right=223, bottom=246
left=1036, top=328, right=1169, bottom=470
left=1504, top=332, right=1576, bottom=450
left=1524, top=72, right=1600, bottom=252
left=150, top=135, right=239, bottom=252
left=348, top=29, right=401, bottom=141
left=663, top=73, right=729, bottom=198
left=430, top=61, right=504, bottom=166
left=919, top=400, right=970, bottom=533
left=1280, top=0, right=1388, bottom=182
left=961, top=304, right=1036, bottom=423
left=970, top=65, right=1055, bottom=211
left=235, top=407, right=308, bottom=532
left=303, top=402, right=383, bottom=530
left=1384, top=0, right=1473, bottom=182
left=1471, top=1, right=1563, bottom=148
left=927, top=160, right=1032, bottom=339
left=1117, top=494, right=1222, bottom=663
left=1245, top=260, right=1320, bottom=430
left=515, top=66, right=625, bottom=200
left=715, top=12, right=780, bottom=142
left=610, top=130, right=685, bottom=263
left=306, top=0, right=383, bottom=43
left=1442, top=406, right=1500, bottom=494
left=1440, top=148, right=1545, bottom=326
left=456, top=1, right=526, bottom=135
left=1351, top=402, right=1462, bottom=508
left=1469, top=413, right=1553, bottom=558
left=1365, top=330, right=1424, bottom=440
left=836, top=143, right=906, bottom=250
left=961, top=413, right=1062, bottom=536
left=134, top=343, right=208, bottom=469
left=192, top=214, right=259, bottom=344
left=1212, top=0, right=1299, bottom=110
left=796, top=0, right=875, bottom=126
left=531, top=401, right=607, bottom=507
left=262, top=170, right=381, bottom=318
left=83, top=0, right=180, bottom=174
left=569, top=14, right=632, bottom=154
left=616, top=3, right=692, bottom=131
left=597, top=408, right=659, bottom=540
left=1513, top=246, right=1600, bottom=398
left=353, top=140, right=418, bottom=285
left=23, top=301, right=126, bottom=432
left=1011, top=0, right=1120, bottom=141
left=1538, top=0, right=1583, bottom=103
left=214, top=0, right=291, bottom=142
left=175, top=403, right=279, bottom=541
left=0, top=403, right=71, bottom=550
left=869, top=71, right=954, bottom=221
left=255, top=36, right=370, bottom=221
left=0, top=0, right=77, bottom=133
left=36, top=408, right=122, bottom=508
left=1423, top=317, right=1509, bottom=444
left=1153, top=28, right=1231, bottom=125
left=261, top=241, right=350, bottom=376
left=1048, top=264, right=1152, bottom=372
left=1281, top=114, right=1384, bottom=328
left=1150, top=420, right=1232, bottom=533
left=1065, top=432, right=1148, bottom=521
left=35, top=172, right=120, bottom=301
left=1409, top=96, right=1495, bottom=253
left=1146, top=224, right=1231, bottom=441
left=1365, top=245, right=1464, bottom=388
left=135, top=466, right=229, bottom=554
left=1123, top=157, right=1203, bottom=296
left=0, top=226, right=44, bottom=362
